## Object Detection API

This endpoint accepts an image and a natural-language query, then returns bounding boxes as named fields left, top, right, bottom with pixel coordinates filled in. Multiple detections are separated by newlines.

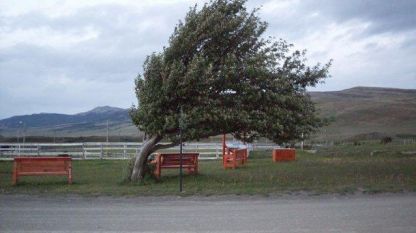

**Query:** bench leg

left=223, top=156, right=230, bottom=169
left=187, top=167, right=193, bottom=174
left=223, top=155, right=237, bottom=169
left=187, top=166, right=198, bottom=175
left=232, top=153, right=237, bottom=169
left=68, top=166, right=73, bottom=185
left=223, top=153, right=236, bottom=169
left=12, top=161, right=17, bottom=185
left=154, top=165, right=161, bottom=179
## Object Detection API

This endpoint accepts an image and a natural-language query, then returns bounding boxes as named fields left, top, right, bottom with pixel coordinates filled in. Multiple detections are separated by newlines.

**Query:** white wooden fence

left=0, top=142, right=279, bottom=160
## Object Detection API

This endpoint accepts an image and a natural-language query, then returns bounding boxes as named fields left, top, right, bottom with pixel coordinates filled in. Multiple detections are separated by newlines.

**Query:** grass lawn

left=1, top=142, right=415, bottom=196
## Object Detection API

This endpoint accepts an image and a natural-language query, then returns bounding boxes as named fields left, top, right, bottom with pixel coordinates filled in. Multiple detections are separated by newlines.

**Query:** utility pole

left=106, top=120, right=109, bottom=143
left=17, top=121, right=23, bottom=143
left=22, top=122, right=26, bottom=144
left=179, top=107, right=184, bottom=193
left=106, top=120, right=109, bottom=157
left=179, top=125, right=183, bottom=192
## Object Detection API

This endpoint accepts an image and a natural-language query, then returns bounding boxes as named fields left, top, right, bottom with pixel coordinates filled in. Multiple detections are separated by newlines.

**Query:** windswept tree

left=129, top=0, right=331, bottom=182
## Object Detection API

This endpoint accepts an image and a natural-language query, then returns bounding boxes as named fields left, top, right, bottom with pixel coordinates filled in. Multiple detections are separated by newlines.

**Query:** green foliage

left=130, top=0, right=331, bottom=144
left=381, top=136, right=393, bottom=144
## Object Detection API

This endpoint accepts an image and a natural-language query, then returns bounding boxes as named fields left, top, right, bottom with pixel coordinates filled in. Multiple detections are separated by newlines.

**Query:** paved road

left=1, top=193, right=416, bottom=233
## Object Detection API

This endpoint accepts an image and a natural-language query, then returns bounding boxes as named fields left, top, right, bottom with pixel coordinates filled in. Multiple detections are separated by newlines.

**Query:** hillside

left=309, top=87, right=416, bottom=141
left=0, top=106, right=139, bottom=138
left=0, top=87, right=415, bottom=141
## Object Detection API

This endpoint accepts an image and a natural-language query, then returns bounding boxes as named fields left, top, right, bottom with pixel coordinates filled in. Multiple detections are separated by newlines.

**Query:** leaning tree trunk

left=130, top=135, right=161, bottom=182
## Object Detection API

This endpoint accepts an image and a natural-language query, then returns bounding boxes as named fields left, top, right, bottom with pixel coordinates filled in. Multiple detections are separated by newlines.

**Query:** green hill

left=1, top=87, right=415, bottom=141
left=310, top=87, right=416, bottom=141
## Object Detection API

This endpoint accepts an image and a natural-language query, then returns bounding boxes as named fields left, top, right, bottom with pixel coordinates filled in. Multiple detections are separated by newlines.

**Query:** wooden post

left=82, top=143, right=86, bottom=159
left=232, top=150, right=237, bottom=169
left=222, top=134, right=226, bottom=158
left=68, top=160, right=73, bottom=184
left=12, top=160, right=17, bottom=185
left=100, top=143, right=103, bottom=159
left=301, top=133, right=304, bottom=151
left=179, top=137, right=183, bottom=192
left=123, top=144, right=127, bottom=159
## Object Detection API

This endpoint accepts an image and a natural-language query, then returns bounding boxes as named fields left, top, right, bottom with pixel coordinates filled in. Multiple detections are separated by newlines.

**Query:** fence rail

left=0, top=142, right=279, bottom=160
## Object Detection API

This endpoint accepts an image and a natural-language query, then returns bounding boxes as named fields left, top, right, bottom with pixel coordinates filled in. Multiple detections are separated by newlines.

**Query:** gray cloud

left=308, top=0, right=416, bottom=34
left=0, top=2, right=193, bottom=118
left=253, top=0, right=416, bottom=91
left=0, top=0, right=416, bottom=119
left=255, top=0, right=416, bottom=39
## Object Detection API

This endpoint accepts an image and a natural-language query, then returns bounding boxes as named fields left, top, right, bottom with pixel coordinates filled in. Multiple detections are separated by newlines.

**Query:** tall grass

left=1, top=142, right=415, bottom=196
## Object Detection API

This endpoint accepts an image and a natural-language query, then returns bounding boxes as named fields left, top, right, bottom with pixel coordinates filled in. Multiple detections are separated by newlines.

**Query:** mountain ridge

left=0, top=86, right=415, bottom=140
left=0, top=106, right=134, bottom=137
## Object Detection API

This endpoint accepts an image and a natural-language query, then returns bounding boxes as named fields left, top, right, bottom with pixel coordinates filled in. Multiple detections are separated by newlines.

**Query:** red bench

left=222, top=134, right=248, bottom=169
left=223, top=148, right=248, bottom=169
left=151, top=153, right=199, bottom=179
left=272, top=148, right=296, bottom=162
left=12, top=157, right=72, bottom=185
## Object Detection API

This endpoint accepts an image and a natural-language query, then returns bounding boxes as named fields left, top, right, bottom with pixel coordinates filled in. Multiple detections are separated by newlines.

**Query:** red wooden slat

left=152, top=153, right=199, bottom=179
left=272, top=148, right=296, bottom=162
left=12, top=157, right=72, bottom=185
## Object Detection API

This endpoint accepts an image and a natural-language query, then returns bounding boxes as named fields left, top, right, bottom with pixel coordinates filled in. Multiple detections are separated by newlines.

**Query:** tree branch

left=151, top=142, right=181, bottom=153
left=151, top=130, right=224, bottom=154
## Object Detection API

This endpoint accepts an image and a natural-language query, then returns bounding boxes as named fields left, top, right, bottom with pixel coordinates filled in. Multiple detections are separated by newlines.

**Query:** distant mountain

left=77, top=106, right=126, bottom=116
left=1, top=87, right=415, bottom=141
left=309, top=86, right=416, bottom=140
left=0, top=106, right=137, bottom=137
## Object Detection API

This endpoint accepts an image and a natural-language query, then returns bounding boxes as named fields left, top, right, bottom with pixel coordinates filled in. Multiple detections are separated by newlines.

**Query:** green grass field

left=1, top=142, right=415, bottom=196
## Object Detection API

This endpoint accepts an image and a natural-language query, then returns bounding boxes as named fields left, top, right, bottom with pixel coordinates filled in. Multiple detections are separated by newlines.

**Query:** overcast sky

left=1, top=0, right=415, bottom=119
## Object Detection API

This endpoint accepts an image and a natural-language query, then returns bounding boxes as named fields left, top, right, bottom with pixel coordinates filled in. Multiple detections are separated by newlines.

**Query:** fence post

left=82, top=143, right=86, bottom=159
left=216, top=144, right=219, bottom=159
left=100, top=143, right=103, bottom=159
left=123, top=144, right=127, bottom=159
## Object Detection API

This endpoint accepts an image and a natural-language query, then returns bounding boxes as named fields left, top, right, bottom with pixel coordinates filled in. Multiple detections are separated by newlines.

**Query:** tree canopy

left=129, top=0, right=331, bottom=181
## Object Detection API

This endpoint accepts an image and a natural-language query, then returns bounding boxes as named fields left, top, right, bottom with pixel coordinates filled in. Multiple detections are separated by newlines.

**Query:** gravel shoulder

left=1, top=192, right=416, bottom=233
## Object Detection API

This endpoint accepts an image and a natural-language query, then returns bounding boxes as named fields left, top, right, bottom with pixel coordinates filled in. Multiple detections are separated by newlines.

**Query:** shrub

left=380, top=137, right=392, bottom=144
